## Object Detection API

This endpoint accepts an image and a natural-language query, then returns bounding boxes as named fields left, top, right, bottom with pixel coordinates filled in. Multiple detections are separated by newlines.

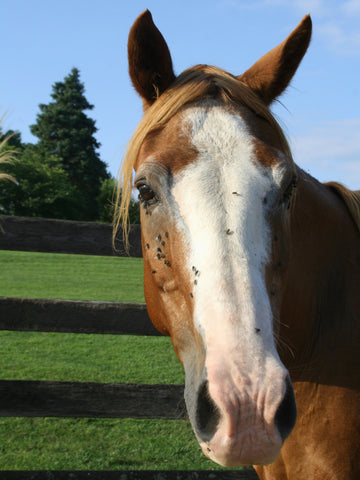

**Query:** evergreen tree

left=30, top=68, right=109, bottom=220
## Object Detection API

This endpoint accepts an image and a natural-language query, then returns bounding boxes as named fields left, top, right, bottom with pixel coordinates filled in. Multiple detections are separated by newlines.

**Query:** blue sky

left=1, top=0, right=360, bottom=188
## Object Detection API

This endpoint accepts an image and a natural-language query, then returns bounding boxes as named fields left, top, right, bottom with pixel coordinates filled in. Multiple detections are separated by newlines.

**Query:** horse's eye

left=137, top=183, right=156, bottom=203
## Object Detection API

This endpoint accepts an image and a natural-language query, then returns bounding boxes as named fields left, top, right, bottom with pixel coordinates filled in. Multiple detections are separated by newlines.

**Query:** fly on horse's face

left=125, top=10, right=312, bottom=467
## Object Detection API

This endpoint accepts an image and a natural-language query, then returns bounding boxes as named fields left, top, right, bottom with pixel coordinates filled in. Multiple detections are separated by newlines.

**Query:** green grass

left=0, top=250, right=236, bottom=471
left=0, top=331, right=182, bottom=384
left=0, top=250, right=144, bottom=302
left=0, top=418, right=213, bottom=470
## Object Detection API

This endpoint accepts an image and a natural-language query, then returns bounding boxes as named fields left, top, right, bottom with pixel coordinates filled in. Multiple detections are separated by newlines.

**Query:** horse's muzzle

left=193, top=374, right=297, bottom=467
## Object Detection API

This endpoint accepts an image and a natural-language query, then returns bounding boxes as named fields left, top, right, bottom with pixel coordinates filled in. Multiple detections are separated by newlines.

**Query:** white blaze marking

left=172, top=104, right=281, bottom=362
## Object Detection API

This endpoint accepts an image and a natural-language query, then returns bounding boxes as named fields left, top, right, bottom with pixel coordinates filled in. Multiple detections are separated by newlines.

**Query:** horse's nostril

left=275, top=376, right=297, bottom=441
left=196, top=381, right=221, bottom=442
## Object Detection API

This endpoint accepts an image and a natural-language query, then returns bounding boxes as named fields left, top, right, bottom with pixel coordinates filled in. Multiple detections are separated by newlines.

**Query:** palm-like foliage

left=0, top=126, right=16, bottom=183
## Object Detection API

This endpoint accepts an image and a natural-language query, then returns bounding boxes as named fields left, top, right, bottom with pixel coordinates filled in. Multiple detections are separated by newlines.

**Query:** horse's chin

left=199, top=434, right=282, bottom=468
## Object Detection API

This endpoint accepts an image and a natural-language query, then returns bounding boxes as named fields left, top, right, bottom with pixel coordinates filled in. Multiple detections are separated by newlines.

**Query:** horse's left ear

left=128, top=10, right=176, bottom=109
left=239, top=15, right=312, bottom=105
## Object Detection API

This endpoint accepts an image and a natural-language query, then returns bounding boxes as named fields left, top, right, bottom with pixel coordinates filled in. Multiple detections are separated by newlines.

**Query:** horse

left=117, top=10, right=360, bottom=479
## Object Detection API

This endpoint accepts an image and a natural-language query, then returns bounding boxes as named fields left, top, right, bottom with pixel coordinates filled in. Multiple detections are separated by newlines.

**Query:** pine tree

left=30, top=68, right=109, bottom=220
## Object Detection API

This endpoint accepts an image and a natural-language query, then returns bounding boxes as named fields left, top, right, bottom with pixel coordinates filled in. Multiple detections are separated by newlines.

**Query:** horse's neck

left=280, top=168, right=360, bottom=386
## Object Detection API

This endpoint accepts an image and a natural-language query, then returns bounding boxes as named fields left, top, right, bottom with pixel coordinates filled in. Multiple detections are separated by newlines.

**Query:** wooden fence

left=0, top=215, right=259, bottom=480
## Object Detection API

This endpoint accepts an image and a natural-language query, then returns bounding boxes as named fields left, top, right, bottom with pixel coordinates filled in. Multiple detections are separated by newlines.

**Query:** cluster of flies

left=189, top=266, right=201, bottom=299
left=145, top=232, right=170, bottom=275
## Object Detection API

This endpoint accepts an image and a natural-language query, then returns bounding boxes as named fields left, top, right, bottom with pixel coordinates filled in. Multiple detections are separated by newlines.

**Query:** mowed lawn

left=0, top=250, right=145, bottom=303
left=0, top=250, right=236, bottom=471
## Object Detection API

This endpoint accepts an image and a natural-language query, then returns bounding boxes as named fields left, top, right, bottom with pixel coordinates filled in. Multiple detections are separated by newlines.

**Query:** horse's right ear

left=128, top=10, right=176, bottom=109
left=239, top=15, right=312, bottom=105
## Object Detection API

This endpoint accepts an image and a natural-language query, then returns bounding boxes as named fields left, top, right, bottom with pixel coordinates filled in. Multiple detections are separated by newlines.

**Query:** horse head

left=123, top=10, right=312, bottom=467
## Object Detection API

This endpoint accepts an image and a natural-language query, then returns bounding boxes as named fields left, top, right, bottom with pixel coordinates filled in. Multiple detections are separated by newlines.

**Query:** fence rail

left=0, top=215, right=259, bottom=479
left=0, top=296, right=159, bottom=335
left=0, top=214, right=142, bottom=257
left=0, top=471, right=257, bottom=480
left=0, top=380, right=186, bottom=419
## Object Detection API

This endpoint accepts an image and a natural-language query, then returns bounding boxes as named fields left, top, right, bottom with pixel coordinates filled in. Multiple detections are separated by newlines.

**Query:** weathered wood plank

left=0, top=215, right=142, bottom=257
left=0, top=380, right=186, bottom=419
left=0, top=470, right=260, bottom=479
left=0, top=297, right=161, bottom=336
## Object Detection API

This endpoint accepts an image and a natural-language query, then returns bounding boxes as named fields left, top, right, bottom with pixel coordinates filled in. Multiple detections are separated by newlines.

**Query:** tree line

left=0, top=68, right=139, bottom=223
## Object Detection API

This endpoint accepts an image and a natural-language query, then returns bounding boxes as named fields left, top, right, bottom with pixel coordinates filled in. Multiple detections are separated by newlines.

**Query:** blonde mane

left=114, top=65, right=293, bottom=247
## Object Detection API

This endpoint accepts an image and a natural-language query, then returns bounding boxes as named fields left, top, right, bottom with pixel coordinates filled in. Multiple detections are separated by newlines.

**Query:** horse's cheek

left=141, top=264, right=170, bottom=336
